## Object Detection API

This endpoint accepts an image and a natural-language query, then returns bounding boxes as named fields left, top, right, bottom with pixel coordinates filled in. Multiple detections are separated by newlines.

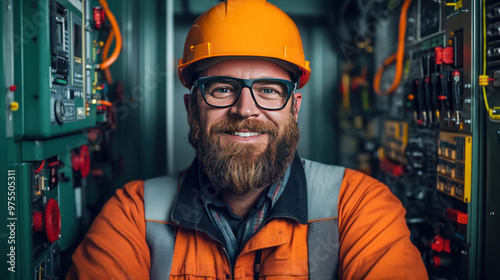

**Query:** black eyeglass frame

left=190, top=76, right=296, bottom=111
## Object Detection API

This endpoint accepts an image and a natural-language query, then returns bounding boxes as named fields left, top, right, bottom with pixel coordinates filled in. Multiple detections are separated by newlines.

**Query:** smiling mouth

left=226, top=131, right=264, bottom=137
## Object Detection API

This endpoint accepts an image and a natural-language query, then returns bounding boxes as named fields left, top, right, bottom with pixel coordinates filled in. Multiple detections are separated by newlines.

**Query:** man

left=68, top=0, right=428, bottom=279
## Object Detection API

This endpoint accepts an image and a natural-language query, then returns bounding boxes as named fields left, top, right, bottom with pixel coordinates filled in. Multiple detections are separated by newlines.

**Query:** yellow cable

left=483, top=0, right=486, bottom=76
left=92, top=45, right=97, bottom=86
left=481, top=0, right=500, bottom=120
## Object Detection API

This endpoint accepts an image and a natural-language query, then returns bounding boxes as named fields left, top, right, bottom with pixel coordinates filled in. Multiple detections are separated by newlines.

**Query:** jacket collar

left=170, top=153, right=308, bottom=241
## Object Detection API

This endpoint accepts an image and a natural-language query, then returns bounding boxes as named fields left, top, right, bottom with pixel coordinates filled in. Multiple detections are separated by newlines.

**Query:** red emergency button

left=443, top=47, right=454, bottom=64
left=32, top=198, right=61, bottom=243
left=434, top=47, right=443, bottom=64
left=45, top=199, right=61, bottom=243
left=9, top=85, right=17, bottom=92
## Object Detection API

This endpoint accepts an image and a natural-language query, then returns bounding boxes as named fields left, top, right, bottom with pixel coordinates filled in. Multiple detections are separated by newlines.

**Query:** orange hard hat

left=178, top=0, right=311, bottom=89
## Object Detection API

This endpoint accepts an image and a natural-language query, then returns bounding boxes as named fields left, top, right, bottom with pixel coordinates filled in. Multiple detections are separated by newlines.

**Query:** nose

left=229, top=87, right=261, bottom=119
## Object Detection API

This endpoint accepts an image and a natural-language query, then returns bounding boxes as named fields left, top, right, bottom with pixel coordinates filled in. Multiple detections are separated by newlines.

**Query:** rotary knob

left=54, top=99, right=66, bottom=124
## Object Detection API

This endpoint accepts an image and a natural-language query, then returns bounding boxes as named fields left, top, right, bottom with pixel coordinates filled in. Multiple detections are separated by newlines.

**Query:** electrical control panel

left=483, top=1, right=500, bottom=278
left=2, top=0, right=118, bottom=278
left=12, top=0, right=96, bottom=139
left=3, top=137, right=88, bottom=280
left=367, top=0, right=490, bottom=278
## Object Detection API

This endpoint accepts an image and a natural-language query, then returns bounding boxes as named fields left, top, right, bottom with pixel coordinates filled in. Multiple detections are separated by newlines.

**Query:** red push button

left=72, top=145, right=90, bottom=178
left=431, top=235, right=451, bottom=253
left=434, top=47, right=443, bottom=65
left=433, top=256, right=442, bottom=267
left=443, top=47, right=454, bottom=64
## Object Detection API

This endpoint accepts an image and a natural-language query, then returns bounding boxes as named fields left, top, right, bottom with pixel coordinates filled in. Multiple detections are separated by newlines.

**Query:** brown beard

left=188, top=100, right=300, bottom=194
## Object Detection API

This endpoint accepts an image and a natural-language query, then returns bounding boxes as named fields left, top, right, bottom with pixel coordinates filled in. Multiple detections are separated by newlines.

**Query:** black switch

left=452, top=69, right=463, bottom=124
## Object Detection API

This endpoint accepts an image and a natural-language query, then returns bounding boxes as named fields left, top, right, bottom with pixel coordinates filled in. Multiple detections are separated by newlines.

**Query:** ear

left=184, top=94, right=191, bottom=114
left=184, top=94, right=192, bottom=123
left=292, top=92, right=302, bottom=120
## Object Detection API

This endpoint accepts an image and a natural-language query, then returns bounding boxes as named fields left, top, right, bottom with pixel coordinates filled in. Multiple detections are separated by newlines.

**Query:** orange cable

left=373, top=53, right=397, bottom=95
left=98, top=100, right=113, bottom=107
left=102, top=29, right=115, bottom=84
left=98, top=0, right=122, bottom=70
left=373, top=0, right=412, bottom=95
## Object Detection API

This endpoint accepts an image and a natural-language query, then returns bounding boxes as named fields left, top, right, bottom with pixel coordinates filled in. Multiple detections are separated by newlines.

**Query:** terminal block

left=437, top=132, right=472, bottom=202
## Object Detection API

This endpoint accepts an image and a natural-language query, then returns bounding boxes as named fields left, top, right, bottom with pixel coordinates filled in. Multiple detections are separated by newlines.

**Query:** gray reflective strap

left=144, top=175, right=179, bottom=280
left=303, top=159, right=344, bottom=280
left=144, top=175, right=178, bottom=222
left=304, top=159, right=344, bottom=220
left=308, top=219, right=340, bottom=280
left=146, top=222, right=176, bottom=279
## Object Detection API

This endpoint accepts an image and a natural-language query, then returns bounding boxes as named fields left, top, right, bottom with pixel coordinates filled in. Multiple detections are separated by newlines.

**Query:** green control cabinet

left=12, top=0, right=96, bottom=139
left=2, top=0, right=98, bottom=279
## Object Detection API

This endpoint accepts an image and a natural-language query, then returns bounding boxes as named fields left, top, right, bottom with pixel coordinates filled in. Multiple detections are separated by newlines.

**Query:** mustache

left=209, top=118, right=278, bottom=137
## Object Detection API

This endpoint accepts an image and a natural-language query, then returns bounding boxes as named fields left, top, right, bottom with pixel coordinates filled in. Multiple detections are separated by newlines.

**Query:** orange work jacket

left=67, top=157, right=428, bottom=279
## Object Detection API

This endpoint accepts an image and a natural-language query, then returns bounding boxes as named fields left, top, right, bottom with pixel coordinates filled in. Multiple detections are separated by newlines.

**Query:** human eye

left=261, top=88, right=279, bottom=94
left=211, top=87, right=234, bottom=97
left=254, top=81, right=287, bottom=99
left=205, top=81, right=237, bottom=99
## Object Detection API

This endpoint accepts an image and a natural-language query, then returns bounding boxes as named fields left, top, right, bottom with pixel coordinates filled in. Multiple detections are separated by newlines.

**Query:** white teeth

left=233, top=132, right=261, bottom=137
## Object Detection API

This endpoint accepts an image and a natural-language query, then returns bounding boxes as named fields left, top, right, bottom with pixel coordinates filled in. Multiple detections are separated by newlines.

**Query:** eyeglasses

left=191, top=76, right=295, bottom=110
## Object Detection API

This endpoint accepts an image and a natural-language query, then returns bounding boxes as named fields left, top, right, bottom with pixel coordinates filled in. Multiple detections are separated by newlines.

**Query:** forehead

left=199, top=59, right=291, bottom=80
